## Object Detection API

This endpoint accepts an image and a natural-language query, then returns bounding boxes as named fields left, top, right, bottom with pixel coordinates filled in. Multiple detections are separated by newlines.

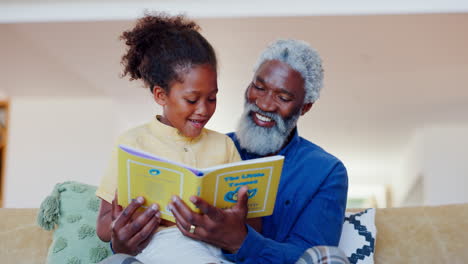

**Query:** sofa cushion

left=338, top=208, right=376, bottom=264
left=0, top=208, right=52, bottom=264
left=374, top=204, right=468, bottom=263
left=37, top=181, right=112, bottom=264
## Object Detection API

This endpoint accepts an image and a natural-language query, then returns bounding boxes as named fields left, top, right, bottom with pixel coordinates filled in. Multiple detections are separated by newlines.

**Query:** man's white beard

left=235, top=102, right=301, bottom=156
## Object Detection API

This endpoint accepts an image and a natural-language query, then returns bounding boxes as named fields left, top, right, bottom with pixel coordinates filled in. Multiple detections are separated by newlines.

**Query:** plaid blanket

left=296, top=246, right=350, bottom=264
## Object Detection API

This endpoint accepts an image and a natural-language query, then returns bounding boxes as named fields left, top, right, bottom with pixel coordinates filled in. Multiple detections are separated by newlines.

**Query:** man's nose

left=255, top=93, right=277, bottom=112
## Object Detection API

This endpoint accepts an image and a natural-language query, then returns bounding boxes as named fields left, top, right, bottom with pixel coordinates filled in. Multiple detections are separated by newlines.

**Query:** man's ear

left=301, top=103, right=313, bottom=116
left=153, top=86, right=167, bottom=106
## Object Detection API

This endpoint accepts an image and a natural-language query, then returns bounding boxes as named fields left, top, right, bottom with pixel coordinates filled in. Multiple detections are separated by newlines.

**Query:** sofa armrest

left=0, top=208, right=52, bottom=263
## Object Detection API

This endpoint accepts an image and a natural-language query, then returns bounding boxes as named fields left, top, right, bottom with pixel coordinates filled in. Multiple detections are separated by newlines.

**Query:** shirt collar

left=277, top=128, right=300, bottom=156
left=150, top=115, right=204, bottom=143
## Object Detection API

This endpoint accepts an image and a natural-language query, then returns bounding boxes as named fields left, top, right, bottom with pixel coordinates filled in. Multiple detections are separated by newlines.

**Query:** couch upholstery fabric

left=0, top=208, right=52, bottom=264
left=1, top=203, right=468, bottom=264
left=374, top=204, right=468, bottom=263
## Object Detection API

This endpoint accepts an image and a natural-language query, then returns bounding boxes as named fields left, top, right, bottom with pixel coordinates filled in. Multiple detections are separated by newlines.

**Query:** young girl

left=96, top=13, right=241, bottom=263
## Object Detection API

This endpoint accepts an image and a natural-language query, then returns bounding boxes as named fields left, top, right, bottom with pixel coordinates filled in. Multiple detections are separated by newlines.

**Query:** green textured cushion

left=37, top=181, right=112, bottom=264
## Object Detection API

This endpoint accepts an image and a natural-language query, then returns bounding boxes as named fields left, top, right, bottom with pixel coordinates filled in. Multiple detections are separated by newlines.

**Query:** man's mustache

left=246, top=103, right=282, bottom=127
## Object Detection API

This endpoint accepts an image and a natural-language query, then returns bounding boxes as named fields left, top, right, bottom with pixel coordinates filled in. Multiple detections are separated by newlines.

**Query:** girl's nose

left=195, top=101, right=209, bottom=116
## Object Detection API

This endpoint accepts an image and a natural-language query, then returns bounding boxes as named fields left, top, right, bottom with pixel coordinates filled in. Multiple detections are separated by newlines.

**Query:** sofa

left=1, top=203, right=468, bottom=263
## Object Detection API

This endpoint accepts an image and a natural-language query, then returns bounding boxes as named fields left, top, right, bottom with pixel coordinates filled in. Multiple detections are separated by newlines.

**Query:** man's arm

left=169, top=161, right=347, bottom=263
left=97, top=199, right=113, bottom=242
left=226, top=162, right=348, bottom=263
left=96, top=195, right=162, bottom=255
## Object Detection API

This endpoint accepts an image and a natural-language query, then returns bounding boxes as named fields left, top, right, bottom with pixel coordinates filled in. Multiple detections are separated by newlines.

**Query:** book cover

left=117, top=145, right=284, bottom=222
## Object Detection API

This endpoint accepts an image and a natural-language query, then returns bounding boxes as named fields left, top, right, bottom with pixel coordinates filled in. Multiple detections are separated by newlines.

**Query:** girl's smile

left=154, top=64, right=218, bottom=138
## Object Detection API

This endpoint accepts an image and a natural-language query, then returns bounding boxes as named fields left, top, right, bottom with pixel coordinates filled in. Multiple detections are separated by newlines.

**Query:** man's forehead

left=255, top=60, right=305, bottom=92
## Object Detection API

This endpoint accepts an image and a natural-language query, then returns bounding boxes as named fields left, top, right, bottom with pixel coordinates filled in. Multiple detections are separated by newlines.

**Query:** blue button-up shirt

left=224, top=129, right=348, bottom=263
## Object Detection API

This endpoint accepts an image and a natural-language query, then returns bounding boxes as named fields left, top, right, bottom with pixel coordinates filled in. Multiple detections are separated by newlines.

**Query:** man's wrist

left=224, top=244, right=241, bottom=254
left=223, top=224, right=248, bottom=253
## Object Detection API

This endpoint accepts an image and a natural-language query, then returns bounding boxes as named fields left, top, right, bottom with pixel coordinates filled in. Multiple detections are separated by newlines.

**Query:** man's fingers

left=112, top=191, right=124, bottom=221
left=113, top=196, right=144, bottom=231
left=174, top=219, right=196, bottom=239
left=190, top=196, right=224, bottom=222
left=127, top=210, right=161, bottom=250
left=128, top=204, right=160, bottom=233
left=136, top=222, right=159, bottom=253
left=112, top=192, right=119, bottom=220
left=235, top=186, right=249, bottom=216
left=171, top=203, right=193, bottom=235
left=169, top=196, right=202, bottom=229
left=237, top=186, right=249, bottom=205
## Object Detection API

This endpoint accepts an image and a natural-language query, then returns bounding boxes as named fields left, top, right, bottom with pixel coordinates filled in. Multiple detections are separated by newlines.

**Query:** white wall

left=394, top=125, right=468, bottom=206
left=1, top=91, right=243, bottom=208
left=422, top=126, right=468, bottom=205
left=393, top=132, right=425, bottom=206
left=3, top=97, right=116, bottom=208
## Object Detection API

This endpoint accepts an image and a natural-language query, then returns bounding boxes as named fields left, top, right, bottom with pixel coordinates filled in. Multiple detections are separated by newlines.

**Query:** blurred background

left=1, top=0, right=467, bottom=209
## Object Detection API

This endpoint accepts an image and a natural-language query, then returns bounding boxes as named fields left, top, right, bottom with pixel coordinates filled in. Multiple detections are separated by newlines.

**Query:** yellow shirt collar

left=150, top=115, right=205, bottom=143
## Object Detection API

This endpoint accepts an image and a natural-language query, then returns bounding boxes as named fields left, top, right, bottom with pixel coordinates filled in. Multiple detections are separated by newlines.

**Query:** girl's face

left=154, top=64, right=218, bottom=138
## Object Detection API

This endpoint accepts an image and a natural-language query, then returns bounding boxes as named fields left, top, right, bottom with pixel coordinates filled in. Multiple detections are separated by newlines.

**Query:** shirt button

left=183, top=147, right=188, bottom=152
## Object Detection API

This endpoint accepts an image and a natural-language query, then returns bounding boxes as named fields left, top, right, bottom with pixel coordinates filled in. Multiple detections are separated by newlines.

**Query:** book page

left=117, top=147, right=201, bottom=222
left=119, top=145, right=203, bottom=176
left=199, top=155, right=284, bottom=174
left=201, top=157, right=283, bottom=218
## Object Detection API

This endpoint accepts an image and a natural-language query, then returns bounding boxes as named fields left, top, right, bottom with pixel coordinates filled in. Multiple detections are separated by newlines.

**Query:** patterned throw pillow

left=37, top=181, right=112, bottom=264
left=338, top=208, right=377, bottom=264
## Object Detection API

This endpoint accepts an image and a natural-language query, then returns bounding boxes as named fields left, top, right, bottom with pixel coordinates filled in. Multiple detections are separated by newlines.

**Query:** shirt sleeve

left=224, top=162, right=348, bottom=264
left=95, top=139, right=121, bottom=202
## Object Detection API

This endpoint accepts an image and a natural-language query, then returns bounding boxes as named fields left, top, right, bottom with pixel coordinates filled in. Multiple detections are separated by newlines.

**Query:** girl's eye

left=186, top=99, right=197, bottom=104
left=208, top=97, right=217, bottom=102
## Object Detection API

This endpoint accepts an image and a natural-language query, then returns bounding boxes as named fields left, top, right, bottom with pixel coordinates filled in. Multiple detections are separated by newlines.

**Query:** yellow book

left=117, top=144, right=284, bottom=222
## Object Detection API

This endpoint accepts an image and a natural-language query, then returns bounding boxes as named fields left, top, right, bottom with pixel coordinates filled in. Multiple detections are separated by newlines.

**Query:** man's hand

left=168, top=186, right=249, bottom=253
left=110, top=194, right=161, bottom=255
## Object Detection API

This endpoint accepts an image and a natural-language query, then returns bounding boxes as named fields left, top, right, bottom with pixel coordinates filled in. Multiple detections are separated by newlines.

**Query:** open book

left=117, top=145, right=284, bottom=222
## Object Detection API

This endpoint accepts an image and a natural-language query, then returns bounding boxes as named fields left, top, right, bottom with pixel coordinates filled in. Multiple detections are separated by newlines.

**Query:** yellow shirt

left=96, top=117, right=241, bottom=203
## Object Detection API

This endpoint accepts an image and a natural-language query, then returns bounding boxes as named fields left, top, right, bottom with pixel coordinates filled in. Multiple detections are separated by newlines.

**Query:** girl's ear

left=153, top=86, right=168, bottom=106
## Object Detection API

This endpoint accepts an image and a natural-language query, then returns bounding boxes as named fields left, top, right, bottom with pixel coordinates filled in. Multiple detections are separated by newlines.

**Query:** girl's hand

left=110, top=195, right=161, bottom=255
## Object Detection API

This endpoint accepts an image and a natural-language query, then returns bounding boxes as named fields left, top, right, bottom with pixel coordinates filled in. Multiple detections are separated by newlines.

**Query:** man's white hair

left=253, top=39, right=324, bottom=103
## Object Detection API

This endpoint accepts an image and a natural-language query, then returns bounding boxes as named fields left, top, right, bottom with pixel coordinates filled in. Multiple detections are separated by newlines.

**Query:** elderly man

left=104, top=39, right=349, bottom=264
left=169, top=39, right=349, bottom=263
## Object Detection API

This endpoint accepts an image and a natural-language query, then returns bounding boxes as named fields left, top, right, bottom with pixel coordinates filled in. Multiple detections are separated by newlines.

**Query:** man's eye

left=252, top=83, right=265, bottom=91
left=208, top=97, right=217, bottom=102
left=279, top=96, right=292, bottom=102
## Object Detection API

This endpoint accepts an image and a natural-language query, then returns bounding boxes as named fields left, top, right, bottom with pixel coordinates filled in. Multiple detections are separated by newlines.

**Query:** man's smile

left=251, top=112, right=276, bottom=128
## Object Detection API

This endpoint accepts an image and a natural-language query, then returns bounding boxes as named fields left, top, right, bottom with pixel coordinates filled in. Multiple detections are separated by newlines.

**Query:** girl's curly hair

left=120, top=12, right=217, bottom=92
